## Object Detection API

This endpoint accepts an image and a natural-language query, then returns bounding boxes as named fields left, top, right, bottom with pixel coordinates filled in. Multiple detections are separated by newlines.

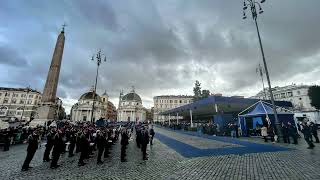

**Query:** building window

left=281, top=93, right=285, bottom=98
left=170, top=100, right=172, bottom=103
left=11, top=99, right=17, bottom=104
left=5, top=93, right=10, bottom=97
left=27, top=100, right=32, bottom=104
left=83, top=116, right=87, bottom=121
left=20, top=100, right=25, bottom=104
left=174, top=100, right=177, bottom=103
left=184, top=100, right=187, bottom=103
left=287, top=92, right=293, bottom=97
left=297, top=91, right=301, bottom=95
left=179, top=100, right=182, bottom=103
left=16, top=107, right=23, bottom=116
left=0, top=106, right=8, bottom=116
left=0, top=93, right=2, bottom=96
left=29, top=95, right=33, bottom=98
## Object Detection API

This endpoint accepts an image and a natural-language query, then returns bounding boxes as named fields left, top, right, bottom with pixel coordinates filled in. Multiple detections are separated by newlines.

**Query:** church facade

left=117, top=89, right=146, bottom=122
left=70, top=88, right=108, bottom=122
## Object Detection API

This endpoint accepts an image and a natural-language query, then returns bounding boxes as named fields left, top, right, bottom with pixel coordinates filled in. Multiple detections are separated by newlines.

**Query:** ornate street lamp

left=90, top=50, right=107, bottom=123
left=242, top=0, right=283, bottom=141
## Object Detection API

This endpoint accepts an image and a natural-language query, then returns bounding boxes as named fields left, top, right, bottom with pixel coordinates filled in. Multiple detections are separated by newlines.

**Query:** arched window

left=0, top=106, right=8, bottom=116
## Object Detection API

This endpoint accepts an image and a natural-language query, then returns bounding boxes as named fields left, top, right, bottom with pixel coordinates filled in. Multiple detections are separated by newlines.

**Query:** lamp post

left=242, top=0, right=283, bottom=140
left=90, top=50, right=107, bottom=123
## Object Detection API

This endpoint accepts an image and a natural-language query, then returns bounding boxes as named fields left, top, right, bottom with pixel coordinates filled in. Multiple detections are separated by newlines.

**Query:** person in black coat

left=68, top=129, right=76, bottom=157
left=149, top=127, right=155, bottom=145
left=301, top=122, right=315, bottom=149
left=120, top=128, right=129, bottom=162
left=136, top=127, right=142, bottom=148
left=310, top=122, right=319, bottom=143
left=282, top=123, right=290, bottom=143
left=3, top=131, right=10, bottom=151
left=78, top=130, right=89, bottom=166
left=287, top=122, right=298, bottom=144
left=43, top=128, right=55, bottom=162
left=22, top=129, right=39, bottom=171
left=50, top=129, right=64, bottom=169
left=140, top=126, right=149, bottom=160
left=95, top=130, right=105, bottom=164
left=103, top=130, right=110, bottom=158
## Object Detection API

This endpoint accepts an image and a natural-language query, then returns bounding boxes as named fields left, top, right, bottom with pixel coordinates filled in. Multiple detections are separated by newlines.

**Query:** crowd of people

left=156, top=118, right=319, bottom=149
left=0, top=126, right=42, bottom=151
left=19, top=121, right=155, bottom=171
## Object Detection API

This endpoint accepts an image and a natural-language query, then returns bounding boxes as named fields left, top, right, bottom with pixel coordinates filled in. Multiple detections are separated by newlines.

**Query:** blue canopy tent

left=238, top=101, right=295, bottom=136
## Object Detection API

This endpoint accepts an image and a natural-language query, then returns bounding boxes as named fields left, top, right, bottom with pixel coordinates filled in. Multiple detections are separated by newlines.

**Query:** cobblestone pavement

left=1, top=128, right=320, bottom=180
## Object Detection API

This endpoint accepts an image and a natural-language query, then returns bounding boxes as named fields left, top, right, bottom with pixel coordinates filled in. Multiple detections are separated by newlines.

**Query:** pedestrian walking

left=21, top=129, right=39, bottom=171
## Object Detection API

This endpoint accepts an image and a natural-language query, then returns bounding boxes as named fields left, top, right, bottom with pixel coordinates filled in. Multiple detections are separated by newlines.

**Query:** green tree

left=308, top=85, right=320, bottom=110
left=193, top=80, right=202, bottom=101
left=193, top=80, right=211, bottom=101
left=201, top=90, right=210, bottom=99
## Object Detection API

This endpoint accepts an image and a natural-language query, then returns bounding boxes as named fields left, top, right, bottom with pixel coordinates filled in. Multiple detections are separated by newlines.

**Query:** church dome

left=122, top=92, right=142, bottom=102
left=79, top=91, right=102, bottom=102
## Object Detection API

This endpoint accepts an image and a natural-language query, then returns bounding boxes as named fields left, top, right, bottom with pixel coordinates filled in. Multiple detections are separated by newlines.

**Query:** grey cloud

left=0, top=46, right=29, bottom=67
left=1, top=0, right=320, bottom=112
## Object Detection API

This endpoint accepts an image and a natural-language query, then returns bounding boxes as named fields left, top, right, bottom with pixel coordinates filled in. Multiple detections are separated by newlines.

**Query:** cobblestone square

left=1, top=127, right=320, bottom=180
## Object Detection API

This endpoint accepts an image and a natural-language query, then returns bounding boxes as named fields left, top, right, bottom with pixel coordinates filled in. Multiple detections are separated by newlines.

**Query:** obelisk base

left=31, top=105, right=56, bottom=127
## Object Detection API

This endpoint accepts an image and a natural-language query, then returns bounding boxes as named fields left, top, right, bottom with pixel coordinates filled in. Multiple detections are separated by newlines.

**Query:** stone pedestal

left=30, top=105, right=56, bottom=127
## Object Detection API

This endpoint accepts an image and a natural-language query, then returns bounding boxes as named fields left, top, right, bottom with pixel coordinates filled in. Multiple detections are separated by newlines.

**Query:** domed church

left=71, top=87, right=108, bottom=122
left=117, top=88, right=146, bottom=122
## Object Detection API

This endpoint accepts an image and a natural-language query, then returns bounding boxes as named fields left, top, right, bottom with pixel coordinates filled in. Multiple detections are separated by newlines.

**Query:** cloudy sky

left=1, top=0, right=320, bottom=113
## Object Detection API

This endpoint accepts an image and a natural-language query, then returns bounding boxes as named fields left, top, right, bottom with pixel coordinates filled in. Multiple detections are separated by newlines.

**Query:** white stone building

left=251, top=84, right=315, bottom=111
left=252, top=84, right=320, bottom=124
left=0, top=87, right=42, bottom=122
left=153, top=95, right=193, bottom=122
left=71, top=88, right=108, bottom=122
left=117, top=89, right=146, bottom=122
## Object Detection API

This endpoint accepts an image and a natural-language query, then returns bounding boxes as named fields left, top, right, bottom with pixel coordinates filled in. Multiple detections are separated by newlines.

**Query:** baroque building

left=70, top=88, right=108, bottom=122
left=117, top=89, right=146, bottom=122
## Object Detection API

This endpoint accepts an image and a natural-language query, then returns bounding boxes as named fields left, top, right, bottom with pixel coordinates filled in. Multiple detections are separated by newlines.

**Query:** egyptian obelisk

left=31, top=25, right=65, bottom=127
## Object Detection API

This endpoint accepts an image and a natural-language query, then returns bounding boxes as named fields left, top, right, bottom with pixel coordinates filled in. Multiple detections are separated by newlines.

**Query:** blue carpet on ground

left=155, top=128, right=291, bottom=158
